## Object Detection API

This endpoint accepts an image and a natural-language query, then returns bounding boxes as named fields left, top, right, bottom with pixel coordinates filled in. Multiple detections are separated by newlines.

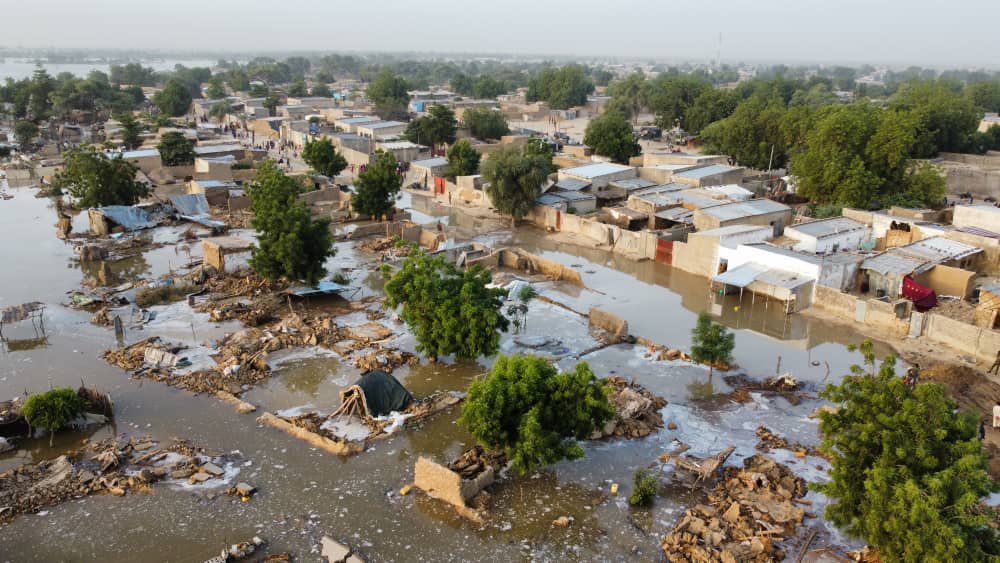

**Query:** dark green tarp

left=354, top=371, right=413, bottom=416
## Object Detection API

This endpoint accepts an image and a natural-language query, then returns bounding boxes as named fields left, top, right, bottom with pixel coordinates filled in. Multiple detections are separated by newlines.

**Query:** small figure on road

left=990, top=350, right=1000, bottom=375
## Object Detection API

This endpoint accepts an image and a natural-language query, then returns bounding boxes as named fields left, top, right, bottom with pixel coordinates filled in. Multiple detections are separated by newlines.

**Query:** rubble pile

left=755, top=426, right=821, bottom=458
left=196, top=273, right=289, bottom=326
left=657, top=348, right=693, bottom=362
left=356, top=236, right=412, bottom=261
left=447, top=445, right=507, bottom=479
left=0, top=436, right=232, bottom=524
left=722, top=374, right=808, bottom=405
left=661, top=455, right=808, bottom=562
left=591, top=376, right=667, bottom=440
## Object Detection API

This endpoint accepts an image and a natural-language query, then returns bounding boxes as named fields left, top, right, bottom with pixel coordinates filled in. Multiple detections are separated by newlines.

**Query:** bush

left=628, top=470, right=659, bottom=507
left=331, top=272, right=349, bottom=285
left=21, top=388, right=88, bottom=445
left=134, top=283, right=197, bottom=308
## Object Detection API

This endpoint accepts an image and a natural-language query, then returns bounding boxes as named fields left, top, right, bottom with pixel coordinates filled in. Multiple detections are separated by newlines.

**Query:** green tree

left=248, top=160, right=335, bottom=285
left=966, top=81, right=1000, bottom=113
left=367, top=70, right=410, bottom=120
left=249, top=83, right=269, bottom=98
left=451, top=72, right=475, bottom=96
left=29, top=66, right=54, bottom=122
left=263, top=93, right=281, bottom=117
left=892, top=79, right=981, bottom=156
left=606, top=72, right=648, bottom=123
left=472, top=75, right=506, bottom=99
left=463, top=107, right=509, bottom=141
left=446, top=139, right=480, bottom=177
left=205, top=77, right=226, bottom=100
left=117, top=112, right=142, bottom=149
left=209, top=101, right=231, bottom=123
left=583, top=111, right=640, bottom=163
left=700, top=96, right=790, bottom=170
left=153, top=78, right=193, bottom=117
left=459, top=355, right=613, bottom=474
left=14, top=120, right=39, bottom=148
left=157, top=131, right=195, bottom=166
left=52, top=146, right=149, bottom=207
left=527, top=65, right=593, bottom=109
left=288, top=78, right=308, bottom=97
left=690, top=311, right=734, bottom=383
left=21, top=388, right=87, bottom=446
left=481, top=145, right=551, bottom=225
left=403, top=104, right=456, bottom=147
left=302, top=137, right=348, bottom=178
left=226, top=69, right=250, bottom=92
left=383, top=251, right=508, bottom=360
left=684, top=88, right=739, bottom=134
left=314, top=70, right=334, bottom=85
left=628, top=470, right=659, bottom=507
left=352, top=150, right=401, bottom=219
left=646, top=74, right=711, bottom=129
left=311, top=83, right=332, bottom=98
left=817, top=340, right=999, bottom=562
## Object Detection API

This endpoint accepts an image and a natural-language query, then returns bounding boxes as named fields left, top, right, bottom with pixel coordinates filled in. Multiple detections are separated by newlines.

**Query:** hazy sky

left=2, top=0, right=997, bottom=68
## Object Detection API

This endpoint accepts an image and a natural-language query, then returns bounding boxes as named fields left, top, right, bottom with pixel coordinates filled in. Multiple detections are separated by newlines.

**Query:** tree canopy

left=527, top=65, right=593, bottom=109
left=352, top=150, right=401, bottom=219
left=248, top=160, right=335, bottom=286
left=481, top=145, right=552, bottom=224
left=52, top=146, right=150, bottom=208
left=690, top=311, right=734, bottom=382
left=311, top=83, right=332, bottom=98
left=459, top=355, right=614, bottom=474
left=205, top=77, right=226, bottom=100
left=446, top=139, right=481, bottom=178
left=157, top=131, right=195, bottom=166
left=817, top=340, right=999, bottom=562
left=13, top=120, right=38, bottom=148
left=463, top=107, right=509, bottom=141
left=22, top=388, right=87, bottom=446
left=367, top=70, right=410, bottom=120
left=288, top=79, right=308, bottom=97
left=583, top=111, right=641, bottom=163
left=117, top=112, right=142, bottom=150
left=383, top=251, right=509, bottom=360
left=403, top=104, right=456, bottom=147
left=153, top=77, right=193, bottom=117
left=302, top=137, right=348, bottom=178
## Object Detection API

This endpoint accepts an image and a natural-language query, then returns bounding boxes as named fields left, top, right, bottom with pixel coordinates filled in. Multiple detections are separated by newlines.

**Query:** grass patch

left=134, top=283, right=197, bottom=308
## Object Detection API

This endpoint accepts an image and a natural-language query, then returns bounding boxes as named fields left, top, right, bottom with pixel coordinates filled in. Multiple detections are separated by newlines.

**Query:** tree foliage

left=352, top=150, right=401, bottom=218
left=13, top=120, right=38, bottom=148
left=891, top=79, right=981, bottom=156
left=311, top=83, right=332, bottom=98
left=302, top=137, right=348, bottom=178
left=446, top=139, right=481, bottom=177
left=22, top=388, right=88, bottom=446
left=205, top=77, right=226, bottom=100
left=153, top=77, right=193, bottom=117
left=463, top=107, right=509, bottom=141
left=817, top=340, right=999, bottom=562
left=481, top=146, right=552, bottom=223
left=403, top=104, right=456, bottom=147
left=527, top=65, right=593, bottom=109
left=248, top=160, right=335, bottom=285
left=583, top=111, right=640, bottom=163
left=690, top=311, right=734, bottom=381
left=628, top=470, right=659, bottom=507
left=367, top=70, right=410, bottom=120
left=117, top=112, right=142, bottom=149
left=157, top=131, right=195, bottom=166
left=383, top=251, right=508, bottom=360
left=459, top=355, right=614, bottom=474
left=288, top=79, right=308, bottom=97
left=52, top=146, right=149, bottom=207
left=646, top=74, right=712, bottom=129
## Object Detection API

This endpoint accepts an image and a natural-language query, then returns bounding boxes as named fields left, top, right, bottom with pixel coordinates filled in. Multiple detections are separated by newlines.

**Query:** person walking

left=980, top=419, right=987, bottom=441
left=990, top=350, right=1000, bottom=375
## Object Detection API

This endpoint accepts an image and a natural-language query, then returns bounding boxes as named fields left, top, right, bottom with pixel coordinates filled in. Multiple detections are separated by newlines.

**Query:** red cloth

left=902, top=275, right=937, bottom=310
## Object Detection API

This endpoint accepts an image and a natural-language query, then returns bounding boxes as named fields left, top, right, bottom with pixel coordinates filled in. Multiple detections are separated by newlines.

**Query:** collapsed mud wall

left=495, top=248, right=583, bottom=285
left=589, top=308, right=629, bottom=342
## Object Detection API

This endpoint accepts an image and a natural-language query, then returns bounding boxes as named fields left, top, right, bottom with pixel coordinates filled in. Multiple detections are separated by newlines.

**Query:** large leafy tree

left=52, top=146, right=150, bottom=207
left=157, top=131, right=195, bottom=166
left=153, top=77, right=193, bottom=117
left=403, top=104, right=456, bottom=147
left=248, top=160, right=335, bottom=285
left=302, top=137, right=348, bottom=178
left=117, top=112, right=142, bottom=149
left=527, top=65, right=593, bottom=109
left=205, top=77, right=226, bottom=100
left=311, top=83, right=332, bottom=98
left=459, top=355, right=614, bottom=474
left=700, top=95, right=791, bottom=170
left=383, top=251, right=509, bottom=360
left=690, top=311, right=734, bottom=383
left=29, top=67, right=54, bottom=122
left=966, top=81, right=1000, bottom=113
left=817, top=340, right=999, bottom=562
left=891, top=79, right=981, bottom=156
left=481, top=145, right=551, bottom=225
left=13, top=120, right=38, bottom=148
left=463, top=107, right=509, bottom=141
left=684, top=88, right=739, bottom=134
left=352, top=150, right=401, bottom=219
left=646, top=74, right=712, bottom=129
left=367, top=70, right=410, bottom=120
left=288, top=78, right=308, bottom=97
left=209, top=101, right=231, bottom=123
left=606, top=72, right=649, bottom=122
left=446, top=139, right=481, bottom=177
left=583, top=111, right=641, bottom=163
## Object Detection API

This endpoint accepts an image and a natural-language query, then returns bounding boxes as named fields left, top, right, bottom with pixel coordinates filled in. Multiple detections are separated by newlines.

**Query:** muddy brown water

left=0, top=187, right=883, bottom=561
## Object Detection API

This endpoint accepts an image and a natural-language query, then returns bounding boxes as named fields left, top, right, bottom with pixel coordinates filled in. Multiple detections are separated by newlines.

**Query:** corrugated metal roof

left=704, top=184, right=753, bottom=199
left=339, top=116, right=378, bottom=124
left=169, top=194, right=209, bottom=216
left=713, top=262, right=770, bottom=287
left=411, top=157, right=448, bottom=168
left=561, top=162, right=633, bottom=179
left=753, top=268, right=814, bottom=290
left=536, top=194, right=565, bottom=206
left=633, top=183, right=687, bottom=197
left=610, top=178, right=657, bottom=191
left=743, top=242, right=824, bottom=265
left=194, top=144, right=242, bottom=155
left=956, top=226, right=1000, bottom=239
left=556, top=190, right=596, bottom=202
left=655, top=207, right=694, bottom=222
left=786, top=217, right=867, bottom=238
left=121, top=148, right=159, bottom=159
left=861, top=251, right=927, bottom=276
left=554, top=178, right=591, bottom=191
left=901, top=237, right=981, bottom=262
left=697, top=199, right=790, bottom=221
left=696, top=224, right=773, bottom=238
left=96, top=206, right=158, bottom=231
left=674, top=164, right=741, bottom=180
left=361, top=121, right=405, bottom=129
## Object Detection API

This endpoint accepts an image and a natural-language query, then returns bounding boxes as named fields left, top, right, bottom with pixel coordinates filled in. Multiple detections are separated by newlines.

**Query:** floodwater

left=0, top=186, right=882, bottom=560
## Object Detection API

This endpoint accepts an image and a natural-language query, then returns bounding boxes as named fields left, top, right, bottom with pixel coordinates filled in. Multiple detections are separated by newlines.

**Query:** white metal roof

left=561, top=162, right=634, bottom=179
left=697, top=199, right=790, bottom=221
left=674, top=164, right=741, bottom=180
left=786, top=217, right=867, bottom=239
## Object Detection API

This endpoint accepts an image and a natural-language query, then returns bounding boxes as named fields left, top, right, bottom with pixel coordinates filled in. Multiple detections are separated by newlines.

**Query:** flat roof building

left=693, top=199, right=792, bottom=234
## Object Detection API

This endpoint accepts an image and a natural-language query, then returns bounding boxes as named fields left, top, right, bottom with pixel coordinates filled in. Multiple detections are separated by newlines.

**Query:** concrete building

left=861, top=237, right=982, bottom=299
left=194, top=144, right=245, bottom=160
left=979, top=113, right=1000, bottom=133
left=672, top=164, right=745, bottom=187
left=334, top=115, right=380, bottom=133
left=118, top=148, right=162, bottom=174
left=672, top=225, right=774, bottom=277
left=557, top=162, right=636, bottom=191
left=411, top=157, right=450, bottom=182
left=711, top=243, right=823, bottom=313
left=693, top=199, right=792, bottom=234
left=355, top=121, right=407, bottom=139
left=784, top=217, right=872, bottom=254
left=953, top=204, right=1000, bottom=233
left=286, top=96, right=339, bottom=110
left=642, top=152, right=728, bottom=168
left=375, top=141, right=426, bottom=163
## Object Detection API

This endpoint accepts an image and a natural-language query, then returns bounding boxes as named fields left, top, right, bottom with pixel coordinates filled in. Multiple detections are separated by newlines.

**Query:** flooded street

left=0, top=187, right=882, bottom=561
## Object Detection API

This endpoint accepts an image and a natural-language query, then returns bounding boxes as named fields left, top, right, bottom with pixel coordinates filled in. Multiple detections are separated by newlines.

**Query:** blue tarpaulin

left=169, top=194, right=226, bottom=229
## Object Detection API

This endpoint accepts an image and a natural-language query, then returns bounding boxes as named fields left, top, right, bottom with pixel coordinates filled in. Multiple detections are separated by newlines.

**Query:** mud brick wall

left=589, top=308, right=629, bottom=342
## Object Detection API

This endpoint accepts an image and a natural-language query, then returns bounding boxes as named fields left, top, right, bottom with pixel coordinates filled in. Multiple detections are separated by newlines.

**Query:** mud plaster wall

left=413, top=457, right=494, bottom=508
left=915, top=265, right=976, bottom=298
left=864, top=299, right=911, bottom=338
left=924, top=313, right=1000, bottom=362
left=526, top=204, right=656, bottom=260
left=841, top=208, right=874, bottom=225
left=589, top=308, right=629, bottom=342
left=812, top=285, right=858, bottom=318
left=497, top=249, right=583, bottom=286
